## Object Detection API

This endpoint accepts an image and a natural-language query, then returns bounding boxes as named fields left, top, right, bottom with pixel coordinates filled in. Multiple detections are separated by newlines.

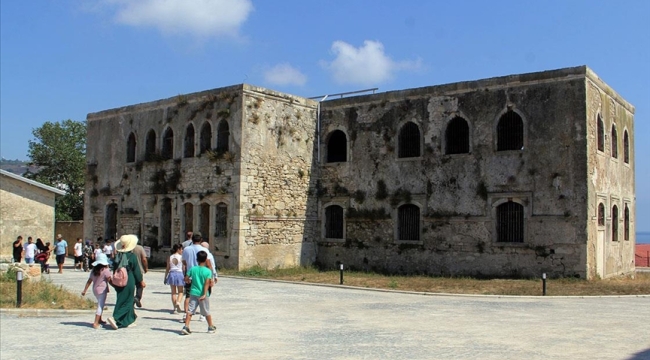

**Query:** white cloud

left=263, top=63, right=307, bottom=86
left=322, top=40, right=422, bottom=86
left=103, top=0, right=253, bottom=38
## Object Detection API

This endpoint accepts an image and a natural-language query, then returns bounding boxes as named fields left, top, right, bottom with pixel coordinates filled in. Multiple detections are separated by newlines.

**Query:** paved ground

left=1, top=264, right=649, bottom=360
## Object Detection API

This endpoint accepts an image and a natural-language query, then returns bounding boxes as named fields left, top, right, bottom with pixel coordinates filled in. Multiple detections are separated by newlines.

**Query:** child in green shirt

left=181, top=251, right=216, bottom=335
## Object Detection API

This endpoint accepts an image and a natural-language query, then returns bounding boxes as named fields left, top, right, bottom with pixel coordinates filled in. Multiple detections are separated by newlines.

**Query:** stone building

left=0, top=169, right=66, bottom=258
left=84, top=66, right=635, bottom=279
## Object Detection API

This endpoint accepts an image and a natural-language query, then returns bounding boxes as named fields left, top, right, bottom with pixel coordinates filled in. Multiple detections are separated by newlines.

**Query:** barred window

left=597, top=115, right=604, bottom=152
left=598, top=203, right=605, bottom=226
left=398, top=122, right=421, bottom=158
left=496, top=201, right=524, bottom=243
left=497, top=110, right=524, bottom=151
left=612, top=205, right=619, bottom=242
left=623, top=130, right=629, bottom=164
left=611, top=125, right=618, bottom=159
left=160, top=199, right=172, bottom=247
left=624, top=205, right=630, bottom=241
left=325, top=205, right=344, bottom=239
left=145, top=129, right=156, bottom=161
left=184, top=203, right=194, bottom=233
left=199, top=203, right=210, bottom=241
left=184, top=124, right=195, bottom=158
left=398, top=204, right=420, bottom=241
left=200, top=122, right=212, bottom=154
left=217, top=120, right=229, bottom=152
left=105, top=204, right=118, bottom=240
left=162, top=127, right=174, bottom=160
left=126, top=132, right=136, bottom=163
left=327, top=130, right=347, bottom=163
left=445, top=116, right=470, bottom=154
left=215, top=203, right=227, bottom=238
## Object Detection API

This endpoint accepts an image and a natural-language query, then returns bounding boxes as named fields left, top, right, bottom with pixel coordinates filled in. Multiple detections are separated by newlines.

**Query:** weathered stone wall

left=0, top=175, right=57, bottom=256
left=237, top=86, right=319, bottom=269
left=54, top=221, right=84, bottom=255
left=585, top=68, right=636, bottom=279
left=316, top=67, right=595, bottom=278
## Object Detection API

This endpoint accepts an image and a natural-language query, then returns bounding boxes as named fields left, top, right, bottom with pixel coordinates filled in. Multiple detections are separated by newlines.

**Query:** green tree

left=26, top=120, right=86, bottom=221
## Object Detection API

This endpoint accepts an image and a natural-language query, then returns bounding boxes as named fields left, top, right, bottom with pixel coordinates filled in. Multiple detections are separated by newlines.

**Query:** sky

left=1, top=0, right=649, bottom=230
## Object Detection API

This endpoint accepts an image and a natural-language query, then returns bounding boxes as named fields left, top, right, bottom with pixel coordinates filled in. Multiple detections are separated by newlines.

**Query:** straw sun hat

left=115, top=234, right=138, bottom=252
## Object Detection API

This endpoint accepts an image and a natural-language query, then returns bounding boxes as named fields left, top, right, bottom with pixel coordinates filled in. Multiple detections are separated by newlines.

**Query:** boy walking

left=181, top=251, right=216, bottom=335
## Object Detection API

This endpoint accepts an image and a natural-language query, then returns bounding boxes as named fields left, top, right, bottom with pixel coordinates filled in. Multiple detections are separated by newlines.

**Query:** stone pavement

left=1, top=264, right=649, bottom=360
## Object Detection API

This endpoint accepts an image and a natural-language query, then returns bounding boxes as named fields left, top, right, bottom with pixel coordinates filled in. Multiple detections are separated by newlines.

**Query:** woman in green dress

left=107, top=234, right=145, bottom=330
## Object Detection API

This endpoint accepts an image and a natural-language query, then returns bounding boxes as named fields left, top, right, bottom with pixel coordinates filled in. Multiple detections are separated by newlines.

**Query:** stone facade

left=84, top=66, right=635, bottom=279
left=0, top=170, right=65, bottom=258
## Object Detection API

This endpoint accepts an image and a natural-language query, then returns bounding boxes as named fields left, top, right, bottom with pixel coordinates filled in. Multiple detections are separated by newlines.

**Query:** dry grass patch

left=0, top=270, right=95, bottom=309
left=222, top=267, right=650, bottom=296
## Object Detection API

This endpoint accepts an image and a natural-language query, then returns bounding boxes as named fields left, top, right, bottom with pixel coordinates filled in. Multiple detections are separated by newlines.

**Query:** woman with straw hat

left=107, top=234, right=145, bottom=330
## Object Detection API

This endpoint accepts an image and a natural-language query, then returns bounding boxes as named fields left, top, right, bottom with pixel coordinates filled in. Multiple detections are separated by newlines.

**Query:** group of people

left=81, top=231, right=217, bottom=335
left=12, top=234, right=70, bottom=274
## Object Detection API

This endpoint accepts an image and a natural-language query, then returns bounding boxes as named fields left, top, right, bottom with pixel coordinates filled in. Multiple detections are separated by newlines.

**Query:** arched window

left=145, top=129, right=156, bottom=161
left=200, top=122, right=212, bottom=154
left=611, top=125, right=618, bottom=159
left=496, top=201, right=524, bottom=243
left=160, top=198, right=172, bottom=247
left=598, top=203, right=605, bottom=226
left=199, top=203, right=210, bottom=241
left=497, top=110, right=524, bottom=151
left=184, top=203, right=194, bottom=233
left=623, top=130, right=629, bottom=164
left=624, top=205, right=630, bottom=241
left=184, top=124, right=195, bottom=158
left=126, top=132, right=136, bottom=163
left=597, top=114, right=604, bottom=152
left=612, top=205, right=619, bottom=241
left=398, top=122, right=420, bottom=158
left=217, top=120, right=229, bottom=152
left=445, top=116, right=470, bottom=154
left=325, top=205, right=344, bottom=239
left=215, top=203, right=228, bottom=238
left=162, top=127, right=174, bottom=160
left=398, top=204, right=420, bottom=241
left=327, top=130, right=347, bottom=163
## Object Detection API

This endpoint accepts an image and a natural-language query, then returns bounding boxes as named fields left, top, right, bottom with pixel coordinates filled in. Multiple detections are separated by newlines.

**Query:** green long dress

left=112, top=251, right=142, bottom=328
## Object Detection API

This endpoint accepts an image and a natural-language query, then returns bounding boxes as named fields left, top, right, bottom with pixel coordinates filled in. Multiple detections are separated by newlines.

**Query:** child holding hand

left=82, top=253, right=112, bottom=329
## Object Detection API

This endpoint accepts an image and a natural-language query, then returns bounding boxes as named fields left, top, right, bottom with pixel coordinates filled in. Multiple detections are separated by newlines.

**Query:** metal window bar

left=611, top=127, right=618, bottom=158
left=327, top=131, right=347, bottom=163
left=325, top=206, right=344, bottom=239
left=127, top=133, right=136, bottom=163
left=612, top=206, right=618, bottom=242
left=597, top=116, right=604, bottom=151
left=497, top=111, right=523, bottom=151
left=398, top=205, right=420, bottom=241
left=217, top=121, right=229, bottom=152
left=598, top=204, right=605, bottom=226
left=184, top=125, right=195, bottom=158
left=215, top=204, right=228, bottom=238
left=446, top=117, right=470, bottom=154
left=497, top=202, right=524, bottom=242
left=398, top=122, right=420, bottom=158
left=623, top=131, right=630, bottom=164
left=162, top=129, right=174, bottom=159
left=200, top=123, right=212, bottom=154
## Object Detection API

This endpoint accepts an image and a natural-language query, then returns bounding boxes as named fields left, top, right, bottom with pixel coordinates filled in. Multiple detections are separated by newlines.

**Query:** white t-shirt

left=169, top=254, right=183, bottom=273
left=94, top=248, right=103, bottom=259
left=103, top=245, right=113, bottom=256
left=74, top=243, right=83, bottom=257
left=24, top=243, right=37, bottom=258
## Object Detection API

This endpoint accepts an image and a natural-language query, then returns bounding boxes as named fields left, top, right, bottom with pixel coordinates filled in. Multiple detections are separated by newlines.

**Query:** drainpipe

left=317, top=95, right=328, bottom=164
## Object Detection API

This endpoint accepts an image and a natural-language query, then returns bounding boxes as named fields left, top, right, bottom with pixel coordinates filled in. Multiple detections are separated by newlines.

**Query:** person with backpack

left=106, top=234, right=144, bottom=330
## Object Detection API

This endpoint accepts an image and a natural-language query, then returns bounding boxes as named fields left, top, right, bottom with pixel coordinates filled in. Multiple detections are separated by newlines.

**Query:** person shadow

left=60, top=321, right=94, bottom=328
left=150, top=327, right=182, bottom=334
left=627, top=348, right=650, bottom=360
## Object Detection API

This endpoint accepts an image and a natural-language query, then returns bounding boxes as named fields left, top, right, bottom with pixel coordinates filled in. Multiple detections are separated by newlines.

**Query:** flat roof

left=0, top=169, right=66, bottom=195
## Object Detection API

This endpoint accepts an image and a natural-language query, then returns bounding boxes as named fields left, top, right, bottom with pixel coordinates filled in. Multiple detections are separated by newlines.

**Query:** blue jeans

left=25, top=257, right=34, bottom=264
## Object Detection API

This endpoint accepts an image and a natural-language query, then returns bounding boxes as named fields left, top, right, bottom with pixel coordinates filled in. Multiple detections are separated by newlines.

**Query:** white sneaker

left=198, top=315, right=205, bottom=322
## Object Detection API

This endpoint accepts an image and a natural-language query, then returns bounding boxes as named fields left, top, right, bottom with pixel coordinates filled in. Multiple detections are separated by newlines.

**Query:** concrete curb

left=0, top=308, right=96, bottom=317
left=222, top=275, right=650, bottom=299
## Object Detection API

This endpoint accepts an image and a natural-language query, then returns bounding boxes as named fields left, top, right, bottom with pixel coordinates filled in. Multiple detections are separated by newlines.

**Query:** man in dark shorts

left=12, top=236, right=23, bottom=263
left=53, top=234, right=68, bottom=273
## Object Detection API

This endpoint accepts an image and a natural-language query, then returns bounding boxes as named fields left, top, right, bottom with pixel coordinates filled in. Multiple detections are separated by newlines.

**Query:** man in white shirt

left=73, top=238, right=83, bottom=271
left=181, top=231, right=193, bottom=249
left=23, top=237, right=37, bottom=265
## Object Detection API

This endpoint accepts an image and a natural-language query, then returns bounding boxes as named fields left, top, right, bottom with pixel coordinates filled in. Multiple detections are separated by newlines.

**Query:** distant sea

left=637, top=232, right=650, bottom=244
